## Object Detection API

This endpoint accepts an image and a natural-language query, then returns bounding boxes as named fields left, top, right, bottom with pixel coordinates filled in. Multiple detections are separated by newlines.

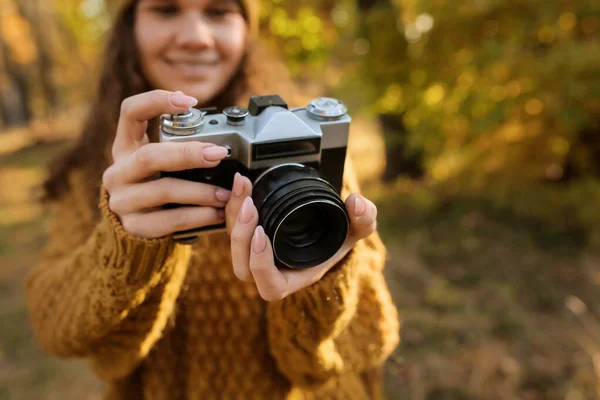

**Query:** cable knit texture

left=26, top=160, right=400, bottom=399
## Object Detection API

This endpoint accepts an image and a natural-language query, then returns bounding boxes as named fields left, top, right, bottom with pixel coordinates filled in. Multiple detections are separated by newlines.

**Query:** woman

left=25, top=0, right=400, bottom=398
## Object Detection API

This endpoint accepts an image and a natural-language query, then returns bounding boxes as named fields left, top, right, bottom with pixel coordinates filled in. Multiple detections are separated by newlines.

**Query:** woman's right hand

left=102, top=90, right=231, bottom=239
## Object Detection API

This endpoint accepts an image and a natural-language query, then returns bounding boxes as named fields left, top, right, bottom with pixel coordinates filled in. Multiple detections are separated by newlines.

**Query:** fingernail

left=252, top=226, right=267, bottom=254
left=239, top=197, right=254, bottom=224
left=354, top=195, right=366, bottom=216
left=216, top=208, right=225, bottom=220
left=203, top=146, right=228, bottom=161
left=233, top=173, right=244, bottom=197
left=170, top=93, right=198, bottom=108
left=215, top=188, right=231, bottom=202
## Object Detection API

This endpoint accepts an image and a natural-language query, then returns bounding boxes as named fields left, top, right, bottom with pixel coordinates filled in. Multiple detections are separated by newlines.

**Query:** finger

left=120, top=206, right=225, bottom=239
left=249, top=226, right=288, bottom=301
left=108, top=178, right=231, bottom=214
left=225, top=173, right=253, bottom=234
left=230, top=196, right=258, bottom=282
left=345, top=193, right=378, bottom=240
left=113, top=90, right=198, bottom=160
left=107, top=142, right=228, bottom=186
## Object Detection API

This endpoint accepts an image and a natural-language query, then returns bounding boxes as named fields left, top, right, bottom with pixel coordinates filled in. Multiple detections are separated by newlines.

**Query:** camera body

left=159, top=95, right=351, bottom=269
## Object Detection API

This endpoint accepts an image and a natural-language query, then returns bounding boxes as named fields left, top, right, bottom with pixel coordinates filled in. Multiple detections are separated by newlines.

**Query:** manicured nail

left=233, top=173, right=244, bottom=197
left=215, top=188, right=231, bottom=202
left=252, top=226, right=267, bottom=254
left=170, top=93, right=198, bottom=108
left=203, top=146, right=228, bottom=161
left=354, top=195, right=366, bottom=216
left=239, top=197, right=254, bottom=224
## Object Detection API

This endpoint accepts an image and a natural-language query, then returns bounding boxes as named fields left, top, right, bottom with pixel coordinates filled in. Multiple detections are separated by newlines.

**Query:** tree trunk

left=354, top=0, right=424, bottom=181
left=0, top=38, right=31, bottom=127
left=30, top=0, right=58, bottom=114
left=14, top=0, right=58, bottom=116
left=379, top=113, right=424, bottom=181
left=358, top=0, right=380, bottom=11
left=560, top=121, right=600, bottom=181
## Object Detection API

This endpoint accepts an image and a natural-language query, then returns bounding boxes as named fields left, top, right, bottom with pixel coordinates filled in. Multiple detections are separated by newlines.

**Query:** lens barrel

left=253, top=164, right=349, bottom=269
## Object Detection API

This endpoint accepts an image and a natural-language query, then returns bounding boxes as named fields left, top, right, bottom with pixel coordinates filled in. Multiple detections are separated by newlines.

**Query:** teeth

left=179, top=63, right=211, bottom=67
left=168, top=60, right=214, bottom=65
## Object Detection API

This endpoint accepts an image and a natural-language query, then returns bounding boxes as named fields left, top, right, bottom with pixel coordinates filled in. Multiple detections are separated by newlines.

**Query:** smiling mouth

left=164, top=59, right=219, bottom=79
left=165, top=59, right=219, bottom=67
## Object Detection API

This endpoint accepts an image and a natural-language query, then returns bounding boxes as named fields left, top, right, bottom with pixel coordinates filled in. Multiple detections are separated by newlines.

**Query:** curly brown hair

left=43, top=1, right=304, bottom=213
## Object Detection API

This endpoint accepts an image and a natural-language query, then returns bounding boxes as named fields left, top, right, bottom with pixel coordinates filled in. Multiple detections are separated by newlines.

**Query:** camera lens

left=253, top=164, right=349, bottom=269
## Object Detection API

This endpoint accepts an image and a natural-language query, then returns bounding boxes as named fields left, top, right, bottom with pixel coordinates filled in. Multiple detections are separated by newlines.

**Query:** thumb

left=345, top=193, right=378, bottom=240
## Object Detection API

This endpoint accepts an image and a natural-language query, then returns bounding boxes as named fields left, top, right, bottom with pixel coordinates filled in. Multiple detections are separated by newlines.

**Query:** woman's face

left=134, top=0, right=247, bottom=105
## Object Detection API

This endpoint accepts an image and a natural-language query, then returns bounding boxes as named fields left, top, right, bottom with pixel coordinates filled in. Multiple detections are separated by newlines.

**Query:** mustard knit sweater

left=25, top=160, right=400, bottom=400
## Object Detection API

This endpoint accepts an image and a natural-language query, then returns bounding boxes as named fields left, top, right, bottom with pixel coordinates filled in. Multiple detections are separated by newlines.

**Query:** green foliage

left=368, top=0, right=599, bottom=231
left=260, top=0, right=367, bottom=89
left=387, top=0, right=600, bottom=175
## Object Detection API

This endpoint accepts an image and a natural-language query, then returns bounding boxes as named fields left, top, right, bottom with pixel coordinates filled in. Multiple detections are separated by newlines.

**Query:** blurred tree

left=388, top=0, right=600, bottom=186
left=259, top=0, right=342, bottom=86
left=27, top=0, right=59, bottom=114
left=0, top=0, right=35, bottom=126
left=353, top=0, right=425, bottom=181
left=352, top=0, right=599, bottom=229
left=0, top=0, right=107, bottom=129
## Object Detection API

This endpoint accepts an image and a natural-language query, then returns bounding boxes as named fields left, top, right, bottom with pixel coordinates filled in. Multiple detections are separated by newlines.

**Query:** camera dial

left=160, top=108, right=206, bottom=136
left=306, top=97, right=348, bottom=121
left=223, top=106, right=249, bottom=126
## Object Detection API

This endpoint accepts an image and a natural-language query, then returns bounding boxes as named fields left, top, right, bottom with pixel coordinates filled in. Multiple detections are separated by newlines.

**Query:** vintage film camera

left=159, top=95, right=351, bottom=269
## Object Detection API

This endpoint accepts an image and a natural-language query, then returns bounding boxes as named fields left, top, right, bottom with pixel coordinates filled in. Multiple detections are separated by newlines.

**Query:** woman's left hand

left=225, top=173, right=377, bottom=302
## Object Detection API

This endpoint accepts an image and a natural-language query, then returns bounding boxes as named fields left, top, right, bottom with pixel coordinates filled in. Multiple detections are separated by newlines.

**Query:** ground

left=1, top=118, right=600, bottom=399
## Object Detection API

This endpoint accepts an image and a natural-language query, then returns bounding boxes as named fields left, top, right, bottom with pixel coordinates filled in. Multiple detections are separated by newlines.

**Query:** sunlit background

left=1, top=0, right=600, bottom=398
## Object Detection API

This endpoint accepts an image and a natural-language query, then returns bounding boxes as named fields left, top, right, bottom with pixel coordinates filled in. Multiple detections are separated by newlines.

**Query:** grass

left=371, top=181, right=600, bottom=399
left=1, top=122, right=600, bottom=399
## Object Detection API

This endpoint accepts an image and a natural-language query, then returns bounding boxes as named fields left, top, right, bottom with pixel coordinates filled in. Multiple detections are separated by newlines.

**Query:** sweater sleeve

left=266, top=159, right=401, bottom=390
left=25, top=172, right=191, bottom=380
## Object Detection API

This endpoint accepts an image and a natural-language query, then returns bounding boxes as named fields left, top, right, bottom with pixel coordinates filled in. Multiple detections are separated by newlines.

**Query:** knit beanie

left=104, top=0, right=260, bottom=39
